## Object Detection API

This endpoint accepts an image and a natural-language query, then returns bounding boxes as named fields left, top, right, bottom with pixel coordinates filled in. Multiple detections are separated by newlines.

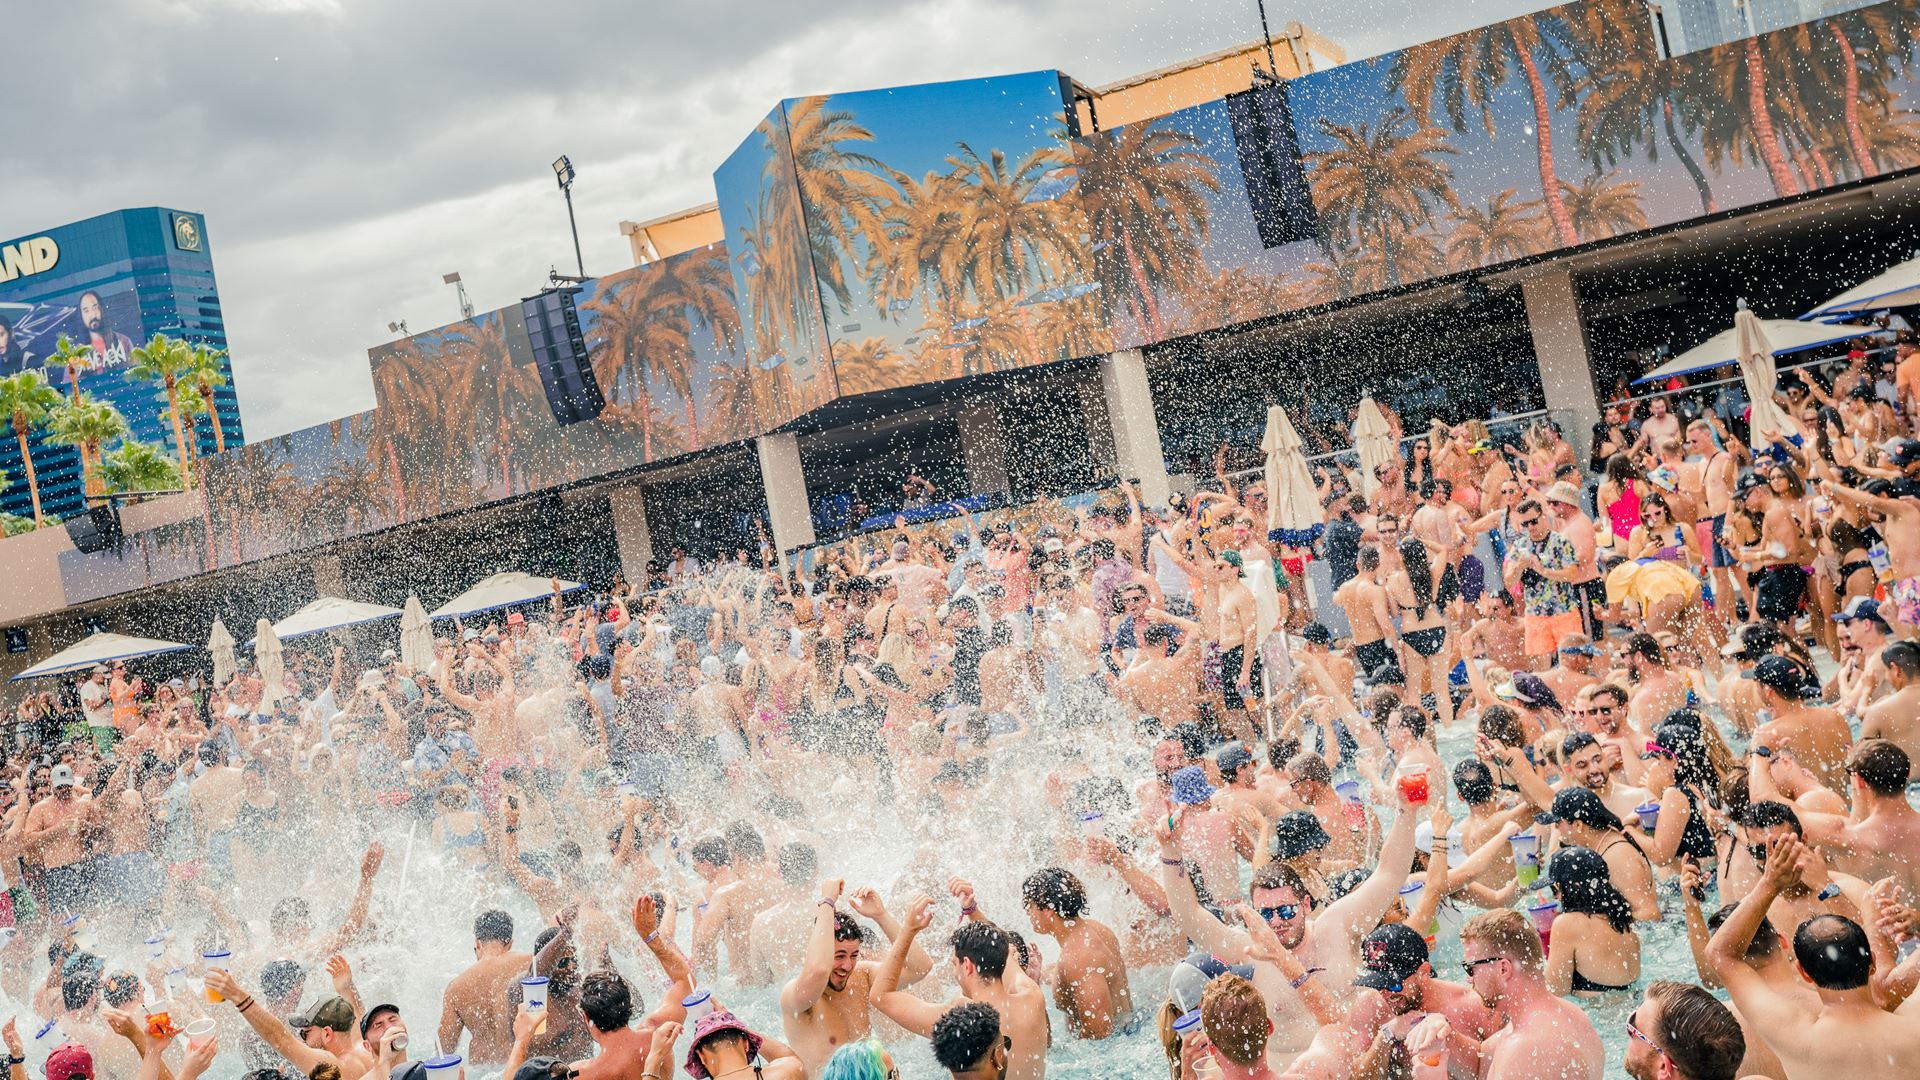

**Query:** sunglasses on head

left=1641, top=741, right=1675, bottom=761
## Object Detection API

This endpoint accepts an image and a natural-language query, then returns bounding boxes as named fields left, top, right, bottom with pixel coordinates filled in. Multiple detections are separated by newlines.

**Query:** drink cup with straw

left=522, top=976, right=550, bottom=1035
left=682, top=989, right=715, bottom=1022
left=1335, top=780, right=1366, bottom=829
left=1634, top=801, right=1660, bottom=832
left=1527, top=899, right=1559, bottom=950
left=201, top=951, right=231, bottom=1003
left=422, top=1054, right=462, bottom=1076
left=1509, top=833, right=1541, bottom=887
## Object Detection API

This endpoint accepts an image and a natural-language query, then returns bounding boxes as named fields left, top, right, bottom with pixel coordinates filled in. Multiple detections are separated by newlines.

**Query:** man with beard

left=1622, top=634, right=1688, bottom=738
left=779, top=878, right=932, bottom=1074
left=1569, top=682, right=1646, bottom=787
left=76, top=291, right=132, bottom=372
left=1343, top=925, right=1500, bottom=1079
left=1622, top=981, right=1745, bottom=1080
left=1506, top=731, right=1649, bottom=826
left=1404, top=910, right=1603, bottom=1080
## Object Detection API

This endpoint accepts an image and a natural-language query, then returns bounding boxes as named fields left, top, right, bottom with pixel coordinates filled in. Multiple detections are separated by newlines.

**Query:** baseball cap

left=49, top=765, right=75, bottom=789
left=359, top=1002, right=401, bottom=1038
left=1365, top=663, right=1406, bottom=688
left=685, top=1010, right=764, bottom=1080
left=1833, top=596, right=1886, bottom=624
left=1354, top=923, right=1429, bottom=991
left=1169, top=766, right=1216, bottom=806
left=1881, top=437, right=1920, bottom=466
left=1735, top=471, right=1769, bottom=496
left=461, top=627, right=481, bottom=642
left=1168, top=951, right=1256, bottom=1013
left=511, top=1060, right=569, bottom=1080
left=505, top=611, right=526, bottom=626
left=1272, top=810, right=1332, bottom=860
left=290, top=995, right=357, bottom=1034
left=1215, top=744, right=1255, bottom=776
left=45, top=1044, right=92, bottom=1080
left=1742, top=655, right=1819, bottom=699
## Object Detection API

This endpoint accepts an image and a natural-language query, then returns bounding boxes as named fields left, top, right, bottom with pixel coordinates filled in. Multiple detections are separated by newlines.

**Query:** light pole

left=552, top=155, right=585, bottom=281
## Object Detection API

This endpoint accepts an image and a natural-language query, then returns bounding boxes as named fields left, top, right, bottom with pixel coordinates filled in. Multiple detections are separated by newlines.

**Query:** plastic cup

left=1509, top=833, right=1541, bottom=888
left=145, top=935, right=167, bottom=961
left=682, top=988, right=715, bottom=1022
left=1634, top=801, right=1660, bottom=832
left=184, top=1018, right=216, bottom=1052
left=1528, top=899, right=1559, bottom=938
left=1079, top=812, right=1106, bottom=840
left=1194, top=1052, right=1226, bottom=1080
left=1398, top=881, right=1425, bottom=907
left=1335, top=780, right=1366, bottom=829
left=1171, top=1009, right=1203, bottom=1036
left=422, top=1054, right=462, bottom=1075
left=31, top=1020, right=62, bottom=1053
left=521, top=976, right=550, bottom=1012
left=201, top=951, right=231, bottom=1003
left=145, top=1001, right=177, bottom=1040
left=1395, top=763, right=1431, bottom=805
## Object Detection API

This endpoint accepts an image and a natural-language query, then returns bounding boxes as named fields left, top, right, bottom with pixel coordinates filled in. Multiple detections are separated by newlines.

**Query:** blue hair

left=820, top=1040, right=891, bottom=1080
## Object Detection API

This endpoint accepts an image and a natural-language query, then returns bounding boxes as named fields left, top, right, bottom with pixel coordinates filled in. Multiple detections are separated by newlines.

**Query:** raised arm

left=848, top=887, right=934, bottom=987
left=1154, top=822, right=1250, bottom=960
left=779, top=878, right=844, bottom=1017
left=204, top=969, right=329, bottom=1076
left=869, top=895, right=947, bottom=1037
left=314, top=841, right=385, bottom=956
left=1706, top=835, right=1817, bottom=1037
left=1322, top=790, right=1416, bottom=949
left=633, top=895, right=695, bottom=1027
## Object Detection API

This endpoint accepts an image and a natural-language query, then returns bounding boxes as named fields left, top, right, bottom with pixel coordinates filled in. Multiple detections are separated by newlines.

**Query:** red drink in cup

left=1395, top=764, right=1430, bottom=805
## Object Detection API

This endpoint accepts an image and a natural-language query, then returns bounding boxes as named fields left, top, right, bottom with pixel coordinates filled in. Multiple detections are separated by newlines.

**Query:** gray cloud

left=6, top=0, right=1548, bottom=439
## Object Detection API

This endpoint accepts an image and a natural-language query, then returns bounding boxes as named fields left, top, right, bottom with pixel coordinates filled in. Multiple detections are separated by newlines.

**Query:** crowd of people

left=1, top=337, right=1919, bottom=1080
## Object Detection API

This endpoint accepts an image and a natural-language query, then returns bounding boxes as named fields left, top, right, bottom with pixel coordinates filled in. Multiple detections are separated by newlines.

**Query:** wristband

left=960, top=903, right=977, bottom=916
left=817, top=898, right=837, bottom=908
left=1290, top=967, right=1324, bottom=990
left=643, top=930, right=660, bottom=944
left=1160, top=857, right=1184, bottom=867
left=236, top=998, right=254, bottom=1014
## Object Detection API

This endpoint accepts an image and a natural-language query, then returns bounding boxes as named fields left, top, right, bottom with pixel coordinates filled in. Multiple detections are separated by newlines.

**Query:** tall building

left=0, top=208, right=242, bottom=521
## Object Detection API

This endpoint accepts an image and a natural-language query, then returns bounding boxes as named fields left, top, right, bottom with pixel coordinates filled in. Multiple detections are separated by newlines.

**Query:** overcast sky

left=6, top=0, right=1549, bottom=440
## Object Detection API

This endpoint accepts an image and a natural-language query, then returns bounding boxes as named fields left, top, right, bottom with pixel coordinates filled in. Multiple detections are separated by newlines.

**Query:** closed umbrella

left=1735, top=305, right=1803, bottom=452
left=255, top=617, right=285, bottom=709
left=1262, top=405, right=1323, bottom=547
left=8, top=632, right=190, bottom=681
left=1802, top=253, right=1920, bottom=319
left=1352, top=396, right=1396, bottom=499
left=399, top=594, right=434, bottom=671
left=207, top=619, right=237, bottom=687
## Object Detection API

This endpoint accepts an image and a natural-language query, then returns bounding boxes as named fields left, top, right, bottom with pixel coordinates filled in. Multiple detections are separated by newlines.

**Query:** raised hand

left=818, top=878, right=845, bottom=906
left=903, top=894, right=935, bottom=934
left=632, top=894, right=660, bottom=941
left=360, top=841, right=386, bottom=880
left=847, top=887, right=886, bottom=920
left=1761, top=834, right=1807, bottom=894
left=180, top=1036, right=219, bottom=1080
left=326, top=954, right=353, bottom=994
left=646, top=1021, right=683, bottom=1075
left=2, top=1017, right=20, bottom=1060
left=1234, top=904, right=1290, bottom=967
left=948, top=877, right=976, bottom=912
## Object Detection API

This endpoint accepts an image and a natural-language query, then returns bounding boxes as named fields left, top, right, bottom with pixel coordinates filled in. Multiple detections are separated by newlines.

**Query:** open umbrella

left=1262, top=406, right=1323, bottom=547
left=8, top=632, right=190, bottom=681
left=258, top=596, right=402, bottom=643
left=1632, top=317, right=1866, bottom=383
left=207, top=619, right=237, bottom=687
left=399, top=594, right=434, bottom=671
left=1802, top=253, right=1920, bottom=320
left=255, top=617, right=285, bottom=709
left=1352, top=396, right=1396, bottom=499
left=1735, top=305, right=1803, bottom=452
left=429, top=571, right=584, bottom=620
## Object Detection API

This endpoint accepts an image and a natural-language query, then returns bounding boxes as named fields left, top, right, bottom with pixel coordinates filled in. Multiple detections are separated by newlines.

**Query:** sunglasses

left=1626, top=1016, right=1665, bottom=1056
left=1258, top=904, right=1302, bottom=922
left=1641, top=741, right=1675, bottom=761
left=1516, top=517, right=1542, bottom=527
left=1461, top=956, right=1503, bottom=975
left=1746, top=843, right=1770, bottom=865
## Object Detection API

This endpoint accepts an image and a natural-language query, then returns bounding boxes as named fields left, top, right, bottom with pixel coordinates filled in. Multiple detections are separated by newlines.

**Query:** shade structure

left=1734, top=308, right=1802, bottom=451
left=1803, top=254, right=1920, bottom=319
left=1632, top=317, right=1866, bottom=383
left=255, top=618, right=285, bottom=709
left=207, top=619, right=238, bottom=687
left=260, top=596, right=403, bottom=643
left=1262, top=405, right=1323, bottom=547
left=399, top=594, right=434, bottom=671
left=8, top=632, right=190, bottom=681
left=429, top=571, right=584, bottom=620
left=1352, top=397, right=1396, bottom=499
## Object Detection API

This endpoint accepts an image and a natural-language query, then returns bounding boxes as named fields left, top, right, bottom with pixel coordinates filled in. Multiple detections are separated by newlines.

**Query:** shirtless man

left=1543, top=482, right=1601, bottom=635
left=1017, top=868, right=1134, bottom=1039
left=1117, top=615, right=1205, bottom=728
left=1460, top=591, right=1527, bottom=674
left=187, top=742, right=244, bottom=862
left=779, top=878, right=933, bottom=1073
left=1168, top=765, right=1258, bottom=905
left=434, top=640, right=518, bottom=759
left=1333, top=924, right=1502, bottom=1080
left=1537, top=634, right=1600, bottom=713
left=750, top=843, right=822, bottom=982
left=872, top=896, right=1051, bottom=1080
left=1334, top=547, right=1395, bottom=680
left=1622, top=634, right=1689, bottom=738
left=1792, top=741, right=1920, bottom=902
left=1407, top=910, right=1604, bottom=1080
left=1748, top=656, right=1854, bottom=793
left=1570, top=683, right=1646, bottom=786
left=1735, top=473, right=1817, bottom=634
left=206, top=977, right=374, bottom=1080
left=1864, top=642, right=1920, bottom=761
left=1213, top=551, right=1264, bottom=745
left=693, top=823, right=782, bottom=983
left=1707, top=835, right=1920, bottom=1080
left=438, top=910, right=532, bottom=1066
left=24, top=764, right=99, bottom=916
left=1687, top=419, right=1740, bottom=625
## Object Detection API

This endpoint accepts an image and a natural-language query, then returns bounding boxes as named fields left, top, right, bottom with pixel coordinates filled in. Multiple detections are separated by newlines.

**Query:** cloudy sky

left=6, top=0, right=1549, bottom=440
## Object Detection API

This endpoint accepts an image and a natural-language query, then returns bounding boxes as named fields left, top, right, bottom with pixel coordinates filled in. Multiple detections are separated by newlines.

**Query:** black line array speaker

left=65, top=505, right=122, bottom=554
left=1226, top=81, right=1318, bottom=249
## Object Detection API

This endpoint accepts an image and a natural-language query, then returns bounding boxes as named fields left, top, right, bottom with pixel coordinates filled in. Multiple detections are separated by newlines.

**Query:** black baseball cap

left=1735, top=471, right=1769, bottom=496
left=1742, top=655, right=1818, bottom=699
left=1216, top=743, right=1255, bottom=775
left=359, top=1002, right=401, bottom=1038
left=1354, top=923, right=1429, bottom=990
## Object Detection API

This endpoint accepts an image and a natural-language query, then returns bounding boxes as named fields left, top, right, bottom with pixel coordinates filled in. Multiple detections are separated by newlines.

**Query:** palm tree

left=1387, top=12, right=1579, bottom=246
left=187, top=344, right=231, bottom=454
left=830, top=335, right=915, bottom=396
left=98, top=441, right=182, bottom=496
left=47, top=335, right=94, bottom=406
left=127, top=333, right=197, bottom=487
left=782, top=97, right=888, bottom=313
left=46, top=397, right=128, bottom=499
left=1445, top=189, right=1548, bottom=271
left=173, top=383, right=209, bottom=481
left=1306, top=109, right=1456, bottom=287
left=867, top=169, right=969, bottom=324
left=1074, top=120, right=1222, bottom=341
left=944, top=143, right=1083, bottom=303
left=1558, top=172, right=1648, bottom=242
left=0, top=371, right=62, bottom=525
left=1564, top=0, right=1717, bottom=214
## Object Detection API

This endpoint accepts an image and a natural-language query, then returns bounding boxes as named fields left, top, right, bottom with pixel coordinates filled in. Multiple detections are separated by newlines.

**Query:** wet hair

left=1624, top=632, right=1666, bottom=666
left=1453, top=759, right=1494, bottom=805
left=1398, top=537, right=1436, bottom=617
left=723, top=821, right=766, bottom=862
left=1388, top=704, right=1428, bottom=742
left=1793, top=915, right=1872, bottom=989
left=1200, top=974, right=1269, bottom=1067
left=1265, top=736, right=1301, bottom=771
left=1461, top=909, right=1542, bottom=972
left=1741, top=800, right=1802, bottom=836
left=260, top=959, right=305, bottom=1000
left=1644, top=981, right=1743, bottom=1080
left=1021, top=867, right=1088, bottom=920
left=1847, top=739, right=1911, bottom=796
left=1478, top=705, right=1523, bottom=747
left=1654, top=720, right=1721, bottom=797
left=951, top=922, right=1009, bottom=979
left=833, top=912, right=863, bottom=944
left=1552, top=787, right=1624, bottom=833
left=1559, top=731, right=1599, bottom=763
left=1142, top=621, right=1177, bottom=648
left=689, top=836, right=730, bottom=867
left=1548, top=847, right=1634, bottom=933
left=1286, top=752, right=1331, bottom=788
left=821, top=1040, right=891, bottom=1080
left=931, top=1001, right=1002, bottom=1072
left=1886, top=640, right=1920, bottom=678
left=1357, top=546, right=1381, bottom=572
left=61, top=967, right=99, bottom=1011
left=474, top=910, right=513, bottom=945
left=1250, top=860, right=1313, bottom=902
left=777, top=842, right=817, bottom=885
left=103, top=970, right=143, bottom=1007
left=1327, top=867, right=1371, bottom=901
left=271, top=897, right=311, bottom=936
left=1589, top=682, right=1628, bottom=708
left=1708, top=904, right=1778, bottom=962
left=579, top=971, right=633, bottom=1032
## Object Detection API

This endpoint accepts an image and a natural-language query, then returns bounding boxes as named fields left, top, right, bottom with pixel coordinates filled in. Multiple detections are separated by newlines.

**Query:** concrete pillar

left=1098, top=349, right=1172, bottom=508
left=310, top=555, right=344, bottom=598
left=955, top=400, right=1010, bottom=498
left=1078, top=379, right=1118, bottom=481
left=756, top=432, right=816, bottom=555
left=1522, top=271, right=1601, bottom=467
left=607, top=486, right=653, bottom=588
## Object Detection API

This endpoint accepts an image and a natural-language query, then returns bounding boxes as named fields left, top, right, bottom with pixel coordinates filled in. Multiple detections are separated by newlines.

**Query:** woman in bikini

left=1597, top=453, right=1644, bottom=546
left=1542, top=845, right=1642, bottom=997
left=1389, top=535, right=1454, bottom=729
left=1626, top=493, right=1704, bottom=573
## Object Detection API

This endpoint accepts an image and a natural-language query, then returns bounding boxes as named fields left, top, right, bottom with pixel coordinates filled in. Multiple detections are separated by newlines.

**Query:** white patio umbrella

left=207, top=619, right=238, bottom=687
left=1735, top=306, right=1803, bottom=451
left=259, top=596, right=402, bottom=643
left=255, top=617, right=285, bottom=709
left=1352, top=396, right=1396, bottom=499
left=1632, top=316, right=1867, bottom=383
left=8, top=632, right=190, bottom=681
left=1803, top=253, right=1920, bottom=320
left=399, top=594, right=434, bottom=671
left=429, top=571, right=584, bottom=620
left=1262, top=405, right=1323, bottom=547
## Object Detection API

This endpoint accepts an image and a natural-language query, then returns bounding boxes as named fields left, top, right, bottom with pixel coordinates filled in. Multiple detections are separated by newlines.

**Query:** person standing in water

left=778, top=878, right=932, bottom=1074
left=870, top=895, right=1052, bottom=1080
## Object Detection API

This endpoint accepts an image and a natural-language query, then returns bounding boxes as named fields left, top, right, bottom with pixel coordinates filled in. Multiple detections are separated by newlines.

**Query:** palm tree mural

left=1558, top=172, right=1648, bottom=241
left=1445, top=189, right=1547, bottom=270
left=944, top=143, right=1082, bottom=304
left=783, top=97, right=889, bottom=313
left=830, top=336, right=914, bottom=396
left=1565, top=0, right=1718, bottom=214
left=0, top=371, right=62, bottom=525
left=1685, top=35, right=1801, bottom=198
left=1171, top=267, right=1316, bottom=336
left=1388, top=12, right=1580, bottom=247
left=46, top=396, right=128, bottom=499
left=1306, top=109, right=1456, bottom=290
left=866, top=170, right=968, bottom=326
left=1074, top=121, right=1221, bottom=341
